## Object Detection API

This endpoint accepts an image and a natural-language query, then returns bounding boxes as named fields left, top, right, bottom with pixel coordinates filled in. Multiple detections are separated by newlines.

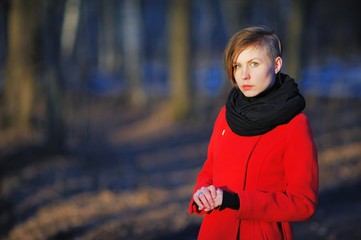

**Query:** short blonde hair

left=224, top=26, right=282, bottom=85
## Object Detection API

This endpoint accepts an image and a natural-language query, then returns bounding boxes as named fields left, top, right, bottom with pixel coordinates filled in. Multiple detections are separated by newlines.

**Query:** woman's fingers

left=199, top=189, right=212, bottom=211
left=207, top=185, right=217, bottom=200
left=193, top=186, right=217, bottom=211
left=214, top=188, right=223, bottom=207
left=193, top=190, right=205, bottom=210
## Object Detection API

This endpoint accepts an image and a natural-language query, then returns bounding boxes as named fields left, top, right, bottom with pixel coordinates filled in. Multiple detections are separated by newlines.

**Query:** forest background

left=0, top=0, right=361, bottom=239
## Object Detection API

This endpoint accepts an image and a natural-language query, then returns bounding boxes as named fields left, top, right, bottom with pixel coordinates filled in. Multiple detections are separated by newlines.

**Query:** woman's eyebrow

left=233, top=58, right=262, bottom=64
left=248, top=57, right=262, bottom=62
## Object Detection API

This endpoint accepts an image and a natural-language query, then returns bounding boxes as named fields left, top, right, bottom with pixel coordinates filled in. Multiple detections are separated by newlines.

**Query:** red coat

left=189, top=107, right=318, bottom=240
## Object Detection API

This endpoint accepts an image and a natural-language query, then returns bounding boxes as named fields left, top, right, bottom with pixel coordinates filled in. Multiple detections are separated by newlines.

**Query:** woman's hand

left=193, top=186, right=223, bottom=212
left=214, top=188, right=223, bottom=208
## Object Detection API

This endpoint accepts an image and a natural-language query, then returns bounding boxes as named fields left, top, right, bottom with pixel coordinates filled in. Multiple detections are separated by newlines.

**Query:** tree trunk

left=284, top=0, right=305, bottom=81
left=168, top=0, right=191, bottom=120
left=122, top=0, right=146, bottom=107
left=42, top=0, right=66, bottom=153
left=98, top=0, right=117, bottom=73
left=3, top=0, right=40, bottom=130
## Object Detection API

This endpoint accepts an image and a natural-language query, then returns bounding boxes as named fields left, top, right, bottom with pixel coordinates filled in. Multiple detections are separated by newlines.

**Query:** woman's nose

left=241, top=67, right=250, bottom=80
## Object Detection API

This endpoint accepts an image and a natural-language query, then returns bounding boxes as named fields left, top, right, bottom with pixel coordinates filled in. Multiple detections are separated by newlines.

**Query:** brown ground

left=0, top=95, right=361, bottom=240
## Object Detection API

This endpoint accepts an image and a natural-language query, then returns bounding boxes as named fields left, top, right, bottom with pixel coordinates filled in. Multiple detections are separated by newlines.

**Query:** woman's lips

left=242, top=85, right=253, bottom=90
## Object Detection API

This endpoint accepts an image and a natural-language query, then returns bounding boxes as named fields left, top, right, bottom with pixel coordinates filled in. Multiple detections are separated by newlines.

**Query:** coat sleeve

left=237, top=114, right=319, bottom=222
left=188, top=107, right=225, bottom=215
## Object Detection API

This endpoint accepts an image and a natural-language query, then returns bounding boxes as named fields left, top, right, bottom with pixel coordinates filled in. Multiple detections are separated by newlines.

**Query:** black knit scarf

left=225, top=73, right=306, bottom=136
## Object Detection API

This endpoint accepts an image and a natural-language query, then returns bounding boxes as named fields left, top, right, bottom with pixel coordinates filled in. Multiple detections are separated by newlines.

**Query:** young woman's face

left=233, top=46, right=282, bottom=97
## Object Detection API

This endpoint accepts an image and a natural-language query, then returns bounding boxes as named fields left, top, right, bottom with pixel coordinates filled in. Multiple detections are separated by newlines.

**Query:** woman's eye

left=233, top=64, right=240, bottom=69
left=250, top=62, right=259, bottom=67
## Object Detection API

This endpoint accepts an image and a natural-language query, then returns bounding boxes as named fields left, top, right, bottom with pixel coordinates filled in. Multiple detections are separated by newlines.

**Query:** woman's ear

left=274, top=56, right=282, bottom=74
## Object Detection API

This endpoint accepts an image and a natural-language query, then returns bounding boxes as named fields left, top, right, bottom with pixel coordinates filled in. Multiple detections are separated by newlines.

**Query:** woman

left=189, top=26, right=318, bottom=240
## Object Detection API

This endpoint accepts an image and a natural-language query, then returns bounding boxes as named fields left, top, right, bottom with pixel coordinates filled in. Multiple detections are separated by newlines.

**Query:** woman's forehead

left=235, top=45, right=269, bottom=61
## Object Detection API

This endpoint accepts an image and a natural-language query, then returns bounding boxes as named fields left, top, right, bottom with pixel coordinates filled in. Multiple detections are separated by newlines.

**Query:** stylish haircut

left=224, top=26, right=282, bottom=85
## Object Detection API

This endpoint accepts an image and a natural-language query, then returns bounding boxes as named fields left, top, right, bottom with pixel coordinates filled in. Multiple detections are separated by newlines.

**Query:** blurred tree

left=220, top=0, right=248, bottom=37
left=283, top=0, right=305, bottom=81
left=3, top=0, right=41, bottom=130
left=98, top=0, right=118, bottom=73
left=40, top=0, right=66, bottom=153
left=122, top=0, right=146, bottom=107
left=168, top=0, right=191, bottom=120
left=61, top=0, right=80, bottom=61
